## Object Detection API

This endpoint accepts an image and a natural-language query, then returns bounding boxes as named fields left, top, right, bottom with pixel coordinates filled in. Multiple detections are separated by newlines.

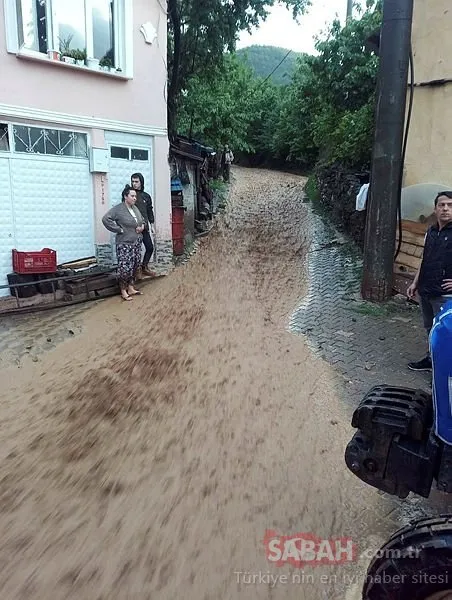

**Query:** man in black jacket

left=407, top=191, right=452, bottom=370
left=131, top=172, right=155, bottom=277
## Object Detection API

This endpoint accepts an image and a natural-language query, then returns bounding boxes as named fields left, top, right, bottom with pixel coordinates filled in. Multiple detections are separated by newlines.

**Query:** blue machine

left=430, top=299, right=452, bottom=446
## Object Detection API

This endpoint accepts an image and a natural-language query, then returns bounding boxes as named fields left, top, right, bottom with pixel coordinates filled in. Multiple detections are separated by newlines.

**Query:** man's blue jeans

left=420, top=295, right=450, bottom=354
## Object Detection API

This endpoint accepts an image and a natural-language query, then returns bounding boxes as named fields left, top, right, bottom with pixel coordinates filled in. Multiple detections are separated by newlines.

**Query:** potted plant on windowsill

left=59, top=35, right=75, bottom=64
left=47, top=49, right=60, bottom=61
left=71, top=48, right=87, bottom=66
left=87, top=57, right=100, bottom=70
left=99, top=56, right=115, bottom=72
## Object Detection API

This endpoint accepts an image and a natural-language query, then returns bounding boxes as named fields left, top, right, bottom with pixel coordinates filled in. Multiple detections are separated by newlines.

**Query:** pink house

left=0, top=0, right=171, bottom=296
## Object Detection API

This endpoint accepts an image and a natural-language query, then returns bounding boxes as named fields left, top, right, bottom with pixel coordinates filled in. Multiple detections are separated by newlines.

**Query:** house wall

left=404, top=0, right=452, bottom=188
left=0, top=0, right=172, bottom=284
left=91, top=131, right=172, bottom=267
left=153, top=135, right=172, bottom=263
left=393, top=2, right=452, bottom=296
left=0, top=0, right=167, bottom=128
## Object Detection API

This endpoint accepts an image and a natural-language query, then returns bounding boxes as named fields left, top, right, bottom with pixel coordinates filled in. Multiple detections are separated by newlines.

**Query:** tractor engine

left=345, top=385, right=452, bottom=499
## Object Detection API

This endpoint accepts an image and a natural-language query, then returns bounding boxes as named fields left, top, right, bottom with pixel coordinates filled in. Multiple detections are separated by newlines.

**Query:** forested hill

left=236, top=45, right=302, bottom=85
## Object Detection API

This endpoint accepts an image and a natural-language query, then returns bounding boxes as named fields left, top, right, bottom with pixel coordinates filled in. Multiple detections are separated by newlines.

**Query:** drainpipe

left=361, top=0, right=414, bottom=302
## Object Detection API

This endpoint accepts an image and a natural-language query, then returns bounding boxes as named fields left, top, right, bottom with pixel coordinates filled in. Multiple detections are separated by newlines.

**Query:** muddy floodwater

left=0, top=168, right=427, bottom=599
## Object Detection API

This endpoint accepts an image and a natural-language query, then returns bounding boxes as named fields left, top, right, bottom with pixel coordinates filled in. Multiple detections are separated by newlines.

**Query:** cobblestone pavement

left=290, top=207, right=430, bottom=399
left=289, top=203, right=452, bottom=531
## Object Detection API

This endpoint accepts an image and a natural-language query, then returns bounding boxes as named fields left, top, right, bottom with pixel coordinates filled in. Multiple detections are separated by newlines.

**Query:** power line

left=260, top=49, right=293, bottom=86
left=236, top=47, right=294, bottom=107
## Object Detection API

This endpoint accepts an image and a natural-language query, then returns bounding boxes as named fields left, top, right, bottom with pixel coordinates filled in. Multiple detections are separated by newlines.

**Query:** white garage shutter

left=109, top=156, right=153, bottom=209
left=104, top=132, right=154, bottom=264
left=0, top=158, right=14, bottom=297
left=104, top=131, right=153, bottom=209
left=11, top=156, right=94, bottom=266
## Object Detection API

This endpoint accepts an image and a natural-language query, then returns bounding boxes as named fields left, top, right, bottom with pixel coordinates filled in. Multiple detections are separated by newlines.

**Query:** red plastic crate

left=12, top=248, right=57, bottom=274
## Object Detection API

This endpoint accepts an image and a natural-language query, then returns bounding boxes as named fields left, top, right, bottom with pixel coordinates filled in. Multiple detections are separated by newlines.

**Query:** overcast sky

left=237, top=1, right=368, bottom=55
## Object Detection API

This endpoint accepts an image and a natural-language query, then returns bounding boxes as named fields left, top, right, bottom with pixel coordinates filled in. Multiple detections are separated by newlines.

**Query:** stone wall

left=313, top=162, right=368, bottom=249
left=96, top=239, right=174, bottom=273
left=154, top=239, right=174, bottom=269
left=96, top=243, right=114, bottom=266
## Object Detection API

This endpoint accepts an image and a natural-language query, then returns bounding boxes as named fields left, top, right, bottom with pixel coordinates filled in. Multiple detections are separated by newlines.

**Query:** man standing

left=407, top=191, right=452, bottom=370
left=223, top=145, right=234, bottom=183
left=131, top=172, right=155, bottom=277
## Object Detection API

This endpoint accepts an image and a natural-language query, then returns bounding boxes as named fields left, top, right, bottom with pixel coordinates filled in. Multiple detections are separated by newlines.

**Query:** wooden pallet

left=59, top=257, right=97, bottom=270
left=393, top=220, right=427, bottom=297
left=63, top=273, right=119, bottom=300
left=63, top=286, right=119, bottom=303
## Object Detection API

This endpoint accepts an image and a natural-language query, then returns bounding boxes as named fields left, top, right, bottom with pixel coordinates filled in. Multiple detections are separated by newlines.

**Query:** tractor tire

left=363, top=515, right=452, bottom=600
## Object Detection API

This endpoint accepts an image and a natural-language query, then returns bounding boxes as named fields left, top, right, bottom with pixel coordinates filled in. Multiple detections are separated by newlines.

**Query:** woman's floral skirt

left=116, top=240, right=142, bottom=286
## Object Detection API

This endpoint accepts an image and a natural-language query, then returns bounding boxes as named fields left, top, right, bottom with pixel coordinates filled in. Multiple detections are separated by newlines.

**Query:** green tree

left=266, top=54, right=318, bottom=165
left=173, top=0, right=381, bottom=173
left=178, top=55, right=259, bottom=151
left=167, top=0, right=311, bottom=139
left=236, top=46, right=302, bottom=85
left=271, top=0, right=381, bottom=168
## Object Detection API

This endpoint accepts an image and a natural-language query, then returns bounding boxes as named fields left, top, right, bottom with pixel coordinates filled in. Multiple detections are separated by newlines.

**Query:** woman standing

left=102, top=185, right=146, bottom=301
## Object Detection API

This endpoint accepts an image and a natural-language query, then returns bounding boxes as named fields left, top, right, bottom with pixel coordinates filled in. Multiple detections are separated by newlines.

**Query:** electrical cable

left=394, top=46, right=415, bottom=261
left=260, top=48, right=293, bottom=86
left=238, top=47, right=294, bottom=109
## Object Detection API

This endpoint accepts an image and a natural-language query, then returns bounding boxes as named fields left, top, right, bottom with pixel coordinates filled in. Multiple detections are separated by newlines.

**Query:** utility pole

left=361, top=0, right=414, bottom=302
left=346, top=0, right=353, bottom=20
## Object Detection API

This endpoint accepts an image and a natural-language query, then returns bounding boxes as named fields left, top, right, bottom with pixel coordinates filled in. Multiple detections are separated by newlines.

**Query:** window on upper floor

left=6, top=0, right=131, bottom=74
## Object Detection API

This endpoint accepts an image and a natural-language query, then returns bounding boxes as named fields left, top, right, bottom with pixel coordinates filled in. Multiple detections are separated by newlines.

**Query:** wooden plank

left=63, top=285, right=89, bottom=298
left=91, top=285, right=119, bottom=298
left=400, top=220, right=429, bottom=235
left=59, top=257, right=97, bottom=269
left=400, top=243, right=423, bottom=259
left=399, top=241, right=419, bottom=257
left=394, top=260, right=417, bottom=275
left=395, top=251, right=421, bottom=270
left=64, top=275, right=117, bottom=295
left=62, top=286, right=118, bottom=303
left=396, top=230, right=426, bottom=246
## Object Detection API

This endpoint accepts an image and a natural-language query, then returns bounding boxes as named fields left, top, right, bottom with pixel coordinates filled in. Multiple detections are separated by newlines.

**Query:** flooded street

left=0, top=167, right=430, bottom=599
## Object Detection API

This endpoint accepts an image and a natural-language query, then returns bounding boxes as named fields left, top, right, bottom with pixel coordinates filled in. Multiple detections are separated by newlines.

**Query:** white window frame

left=3, top=0, right=133, bottom=77
left=0, top=121, right=91, bottom=158
left=0, top=122, right=11, bottom=153
left=110, top=145, right=151, bottom=162
left=11, top=123, right=89, bottom=158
